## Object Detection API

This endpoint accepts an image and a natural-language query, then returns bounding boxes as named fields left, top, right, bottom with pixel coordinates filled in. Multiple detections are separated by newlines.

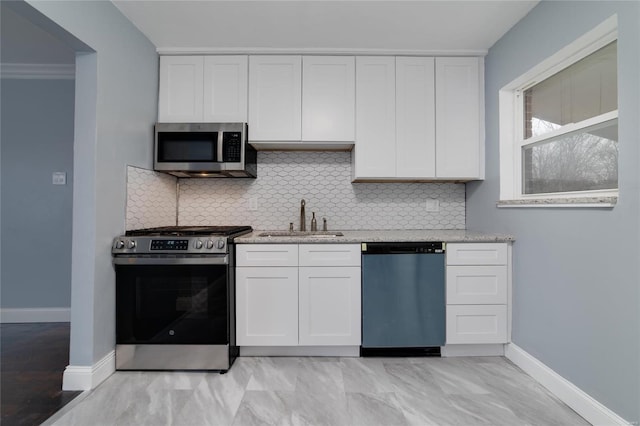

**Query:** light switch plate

left=425, top=199, right=440, bottom=212
left=52, top=172, right=66, bottom=185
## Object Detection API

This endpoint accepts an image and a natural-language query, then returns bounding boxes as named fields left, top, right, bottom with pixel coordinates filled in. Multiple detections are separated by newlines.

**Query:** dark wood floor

left=1, top=323, right=82, bottom=426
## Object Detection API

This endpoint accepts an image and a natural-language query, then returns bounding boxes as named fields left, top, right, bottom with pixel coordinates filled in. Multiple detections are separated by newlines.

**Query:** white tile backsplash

left=179, top=152, right=465, bottom=230
left=126, top=166, right=177, bottom=230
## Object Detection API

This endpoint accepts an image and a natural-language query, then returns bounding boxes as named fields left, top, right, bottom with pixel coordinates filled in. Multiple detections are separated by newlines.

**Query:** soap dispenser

left=311, top=212, right=317, bottom=232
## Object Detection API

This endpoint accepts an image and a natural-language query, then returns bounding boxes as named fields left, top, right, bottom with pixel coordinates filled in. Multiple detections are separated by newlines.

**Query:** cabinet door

left=249, top=56, right=302, bottom=141
left=353, top=57, right=396, bottom=179
left=203, top=56, right=248, bottom=122
left=158, top=56, right=204, bottom=122
left=302, top=56, right=355, bottom=142
left=236, top=267, right=298, bottom=346
left=396, top=57, right=436, bottom=178
left=298, top=267, right=361, bottom=346
left=435, top=57, right=484, bottom=179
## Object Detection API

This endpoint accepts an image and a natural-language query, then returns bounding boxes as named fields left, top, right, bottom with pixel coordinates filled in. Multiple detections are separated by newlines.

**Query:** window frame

left=499, top=15, right=618, bottom=206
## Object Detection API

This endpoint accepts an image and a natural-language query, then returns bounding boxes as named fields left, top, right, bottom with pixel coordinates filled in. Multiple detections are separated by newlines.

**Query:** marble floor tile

left=290, top=390, right=350, bottom=426
left=424, top=357, right=494, bottom=395
left=392, top=392, right=459, bottom=426
left=383, top=361, right=445, bottom=400
left=231, top=390, right=295, bottom=426
left=245, top=357, right=299, bottom=391
left=346, top=392, right=408, bottom=426
left=49, top=356, right=590, bottom=426
left=340, top=357, right=395, bottom=393
left=445, top=394, right=530, bottom=426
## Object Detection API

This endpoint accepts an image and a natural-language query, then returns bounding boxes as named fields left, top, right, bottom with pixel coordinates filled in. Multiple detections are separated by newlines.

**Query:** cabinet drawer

left=446, top=305, right=507, bottom=344
left=446, top=243, right=507, bottom=265
left=299, top=244, right=361, bottom=267
left=446, top=265, right=507, bottom=304
left=236, top=244, right=298, bottom=267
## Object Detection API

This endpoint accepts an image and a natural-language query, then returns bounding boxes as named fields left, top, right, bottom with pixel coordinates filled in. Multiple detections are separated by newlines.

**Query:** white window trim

left=498, top=15, right=618, bottom=207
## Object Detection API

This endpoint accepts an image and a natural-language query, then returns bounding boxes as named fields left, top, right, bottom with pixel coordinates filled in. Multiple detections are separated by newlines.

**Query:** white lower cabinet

left=236, top=244, right=361, bottom=347
left=299, top=267, right=361, bottom=346
left=235, top=267, right=298, bottom=346
left=446, top=243, right=510, bottom=345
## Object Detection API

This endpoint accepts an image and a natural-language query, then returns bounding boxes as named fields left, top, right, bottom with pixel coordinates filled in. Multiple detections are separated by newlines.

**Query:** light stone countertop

left=235, top=229, right=514, bottom=244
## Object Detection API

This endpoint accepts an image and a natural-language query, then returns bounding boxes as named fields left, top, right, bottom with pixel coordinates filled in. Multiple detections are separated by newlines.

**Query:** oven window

left=116, top=265, right=228, bottom=344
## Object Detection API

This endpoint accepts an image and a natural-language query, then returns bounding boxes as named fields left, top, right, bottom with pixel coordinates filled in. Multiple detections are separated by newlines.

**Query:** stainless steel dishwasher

left=361, top=242, right=445, bottom=356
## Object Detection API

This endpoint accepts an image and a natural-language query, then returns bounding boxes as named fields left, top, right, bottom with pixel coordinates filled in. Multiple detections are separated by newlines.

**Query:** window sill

left=497, top=196, right=617, bottom=209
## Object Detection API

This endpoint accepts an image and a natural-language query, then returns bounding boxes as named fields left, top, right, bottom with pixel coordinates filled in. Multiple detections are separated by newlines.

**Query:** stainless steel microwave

left=154, top=122, right=256, bottom=178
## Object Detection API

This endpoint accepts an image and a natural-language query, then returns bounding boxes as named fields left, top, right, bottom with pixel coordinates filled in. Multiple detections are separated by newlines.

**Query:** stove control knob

left=206, top=240, right=215, bottom=249
left=216, top=239, right=226, bottom=250
left=115, top=240, right=125, bottom=249
left=194, top=239, right=203, bottom=249
left=126, top=240, right=136, bottom=249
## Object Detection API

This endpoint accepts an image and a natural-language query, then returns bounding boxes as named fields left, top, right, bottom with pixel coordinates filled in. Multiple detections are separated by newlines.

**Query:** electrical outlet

left=52, top=172, right=66, bottom=185
left=425, top=199, right=440, bottom=212
left=248, top=197, right=258, bottom=211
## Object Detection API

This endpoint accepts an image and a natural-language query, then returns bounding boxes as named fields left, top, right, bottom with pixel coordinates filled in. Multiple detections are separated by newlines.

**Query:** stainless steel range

left=111, top=225, right=252, bottom=372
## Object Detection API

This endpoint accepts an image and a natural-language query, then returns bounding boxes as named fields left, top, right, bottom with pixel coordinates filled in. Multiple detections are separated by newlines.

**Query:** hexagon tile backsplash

left=178, top=152, right=465, bottom=230
left=126, top=166, right=177, bottom=230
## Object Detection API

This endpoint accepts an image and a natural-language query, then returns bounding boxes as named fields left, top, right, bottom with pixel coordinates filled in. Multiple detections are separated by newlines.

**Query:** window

left=499, top=16, right=618, bottom=206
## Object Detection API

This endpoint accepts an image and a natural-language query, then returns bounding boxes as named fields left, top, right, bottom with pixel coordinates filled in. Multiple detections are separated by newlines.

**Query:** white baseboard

left=62, top=350, right=115, bottom=391
left=0, top=307, right=70, bottom=323
left=505, top=343, right=631, bottom=426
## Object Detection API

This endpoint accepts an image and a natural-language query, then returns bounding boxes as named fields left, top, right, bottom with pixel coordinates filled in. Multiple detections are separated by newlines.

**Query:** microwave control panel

left=222, top=132, right=242, bottom=162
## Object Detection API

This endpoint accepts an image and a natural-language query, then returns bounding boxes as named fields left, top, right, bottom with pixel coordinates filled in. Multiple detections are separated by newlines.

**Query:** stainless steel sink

left=258, top=231, right=344, bottom=238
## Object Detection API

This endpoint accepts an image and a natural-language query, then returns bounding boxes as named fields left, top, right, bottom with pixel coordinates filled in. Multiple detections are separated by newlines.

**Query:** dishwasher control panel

left=361, top=242, right=445, bottom=254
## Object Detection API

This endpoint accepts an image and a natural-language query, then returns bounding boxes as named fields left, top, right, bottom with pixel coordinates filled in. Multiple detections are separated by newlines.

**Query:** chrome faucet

left=299, top=199, right=306, bottom=231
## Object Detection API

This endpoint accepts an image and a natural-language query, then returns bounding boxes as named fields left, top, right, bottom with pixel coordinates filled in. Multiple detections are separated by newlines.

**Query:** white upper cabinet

left=353, top=55, right=484, bottom=181
left=302, top=56, right=355, bottom=142
left=435, top=57, right=484, bottom=179
left=353, top=56, right=396, bottom=179
left=158, top=56, right=204, bottom=122
left=159, top=55, right=247, bottom=123
left=203, top=56, right=248, bottom=122
left=396, top=57, right=436, bottom=178
left=249, top=55, right=355, bottom=148
left=249, top=55, right=302, bottom=141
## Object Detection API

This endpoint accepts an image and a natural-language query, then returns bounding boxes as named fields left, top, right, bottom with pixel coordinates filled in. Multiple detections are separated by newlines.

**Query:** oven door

left=115, top=260, right=229, bottom=345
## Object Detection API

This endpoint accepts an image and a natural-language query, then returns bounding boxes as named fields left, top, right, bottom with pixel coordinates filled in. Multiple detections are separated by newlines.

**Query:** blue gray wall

left=18, top=0, right=159, bottom=368
left=467, top=1, right=640, bottom=422
left=1, top=79, right=75, bottom=309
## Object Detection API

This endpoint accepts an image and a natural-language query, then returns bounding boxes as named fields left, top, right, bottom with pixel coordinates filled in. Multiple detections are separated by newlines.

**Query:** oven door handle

left=113, top=256, right=228, bottom=265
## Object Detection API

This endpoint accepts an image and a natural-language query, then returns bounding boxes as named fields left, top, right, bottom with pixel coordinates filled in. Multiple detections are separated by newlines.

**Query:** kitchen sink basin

left=258, top=231, right=344, bottom=238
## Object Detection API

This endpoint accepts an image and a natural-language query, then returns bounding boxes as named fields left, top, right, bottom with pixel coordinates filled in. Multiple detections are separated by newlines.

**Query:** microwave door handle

left=217, top=131, right=224, bottom=163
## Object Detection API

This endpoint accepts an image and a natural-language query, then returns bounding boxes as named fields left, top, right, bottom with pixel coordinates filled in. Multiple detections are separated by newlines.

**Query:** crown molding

left=1, top=63, right=75, bottom=80
left=156, top=47, right=488, bottom=57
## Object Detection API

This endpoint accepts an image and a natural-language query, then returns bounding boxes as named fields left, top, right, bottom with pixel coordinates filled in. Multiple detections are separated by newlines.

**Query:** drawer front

left=236, top=244, right=298, bottom=267
left=446, top=305, right=508, bottom=344
left=299, top=244, right=361, bottom=267
left=446, top=265, right=507, bottom=304
left=446, top=243, right=507, bottom=266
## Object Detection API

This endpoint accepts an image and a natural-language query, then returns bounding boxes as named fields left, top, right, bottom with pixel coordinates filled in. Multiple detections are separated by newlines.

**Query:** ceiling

left=112, top=0, right=539, bottom=55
